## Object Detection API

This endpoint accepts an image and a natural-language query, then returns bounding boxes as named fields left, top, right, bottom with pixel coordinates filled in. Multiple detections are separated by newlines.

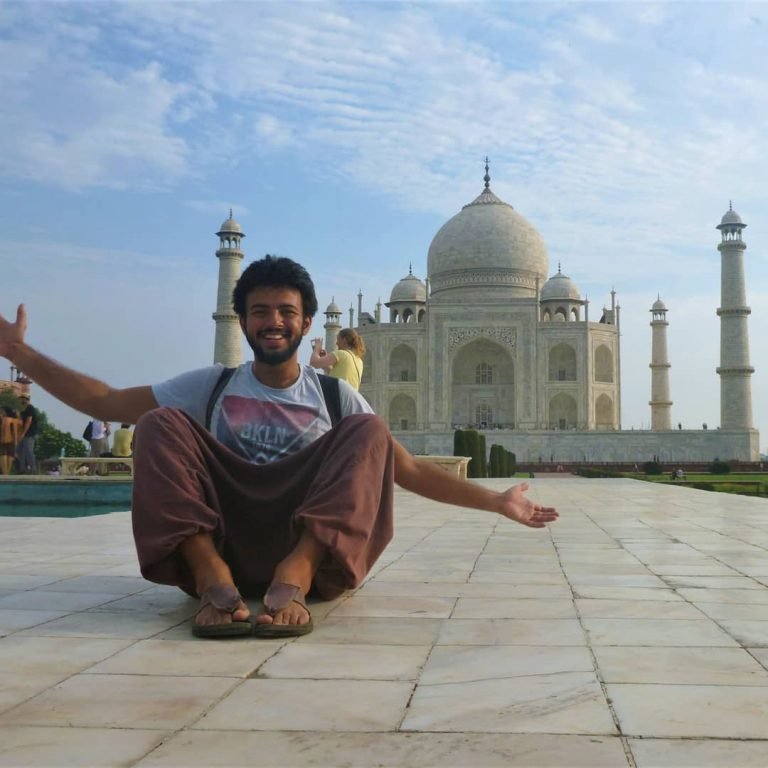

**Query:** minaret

left=649, top=296, right=672, bottom=430
left=323, top=298, right=342, bottom=352
left=716, top=203, right=754, bottom=429
left=357, top=290, right=363, bottom=328
left=212, top=210, right=245, bottom=366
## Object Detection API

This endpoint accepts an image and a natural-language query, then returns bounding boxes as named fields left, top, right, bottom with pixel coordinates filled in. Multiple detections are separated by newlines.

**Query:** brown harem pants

left=131, top=408, right=394, bottom=600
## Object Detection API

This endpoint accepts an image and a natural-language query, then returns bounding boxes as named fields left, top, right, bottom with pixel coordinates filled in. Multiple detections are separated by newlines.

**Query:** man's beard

left=246, top=331, right=303, bottom=366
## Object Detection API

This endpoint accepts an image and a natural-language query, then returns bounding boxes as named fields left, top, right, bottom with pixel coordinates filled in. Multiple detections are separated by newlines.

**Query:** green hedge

left=453, top=429, right=487, bottom=478
left=488, top=444, right=516, bottom=477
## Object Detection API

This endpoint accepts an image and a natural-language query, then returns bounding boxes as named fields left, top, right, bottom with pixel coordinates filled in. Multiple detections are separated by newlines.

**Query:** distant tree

left=33, top=410, right=87, bottom=460
left=0, top=387, right=22, bottom=412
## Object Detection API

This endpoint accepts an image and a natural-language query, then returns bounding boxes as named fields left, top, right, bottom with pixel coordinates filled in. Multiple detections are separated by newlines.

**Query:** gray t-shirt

left=152, top=363, right=373, bottom=464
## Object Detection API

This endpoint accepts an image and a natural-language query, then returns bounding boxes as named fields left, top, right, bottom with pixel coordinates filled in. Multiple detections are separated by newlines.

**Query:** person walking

left=89, top=418, right=111, bottom=474
left=16, top=393, right=39, bottom=474
left=0, top=405, right=21, bottom=475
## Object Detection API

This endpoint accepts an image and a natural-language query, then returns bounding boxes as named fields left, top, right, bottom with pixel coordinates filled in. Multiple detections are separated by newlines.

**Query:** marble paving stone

left=559, top=564, right=653, bottom=576
left=357, top=580, right=568, bottom=598
left=136, top=730, right=630, bottom=767
left=194, top=679, right=413, bottom=732
left=38, top=562, right=155, bottom=595
left=593, top=646, right=768, bottom=684
left=37, top=574, right=150, bottom=594
left=0, top=575, right=59, bottom=591
left=473, top=556, right=563, bottom=573
left=676, top=587, right=768, bottom=604
left=15, top=610, right=184, bottom=638
left=582, top=617, right=738, bottom=647
left=570, top=587, right=681, bottom=601
left=717, top=619, right=768, bottom=646
left=468, top=569, right=568, bottom=585
left=629, top=737, right=768, bottom=768
left=662, top=575, right=765, bottom=589
left=419, top=644, right=594, bottom=685
left=89, top=587, right=197, bottom=615
left=750, top=647, right=768, bottom=668
left=575, top=598, right=704, bottom=620
left=403, top=671, right=616, bottom=735
left=0, top=670, right=90, bottom=714
left=644, top=564, right=737, bottom=576
left=328, top=595, right=455, bottom=618
left=258, top=642, right=430, bottom=680
left=0, top=590, right=125, bottom=612
left=83, top=638, right=284, bottom=677
left=0, top=673, right=239, bottom=730
left=373, top=567, right=471, bottom=582
left=0, top=610, right=67, bottom=636
left=0, top=635, right=131, bottom=675
left=301, top=616, right=443, bottom=645
left=438, top=618, right=586, bottom=646
left=461, top=580, right=573, bottom=597
left=567, top=575, right=667, bottom=588
left=452, top=598, right=578, bottom=619
left=0, top=726, right=169, bottom=767
left=694, top=601, right=768, bottom=621
left=608, top=683, right=768, bottom=738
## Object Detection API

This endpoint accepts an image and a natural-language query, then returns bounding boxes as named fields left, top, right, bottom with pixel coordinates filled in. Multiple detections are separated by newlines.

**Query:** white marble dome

left=325, top=299, right=341, bottom=314
left=218, top=213, right=243, bottom=235
left=720, top=207, right=743, bottom=226
left=541, top=269, right=580, bottom=301
left=427, top=186, right=548, bottom=300
left=390, top=272, right=426, bottom=303
left=652, top=297, right=667, bottom=311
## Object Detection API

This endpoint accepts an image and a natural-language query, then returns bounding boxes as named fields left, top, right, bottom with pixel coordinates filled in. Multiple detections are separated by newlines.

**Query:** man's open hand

left=497, top=483, right=559, bottom=528
left=0, top=304, right=25, bottom=360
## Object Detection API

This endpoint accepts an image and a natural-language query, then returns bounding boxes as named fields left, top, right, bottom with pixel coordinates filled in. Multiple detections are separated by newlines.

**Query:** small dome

left=719, top=203, right=743, bottom=227
left=652, top=297, right=667, bottom=311
left=218, top=211, right=243, bottom=235
left=389, top=272, right=426, bottom=303
left=540, top=269, right=580, bottom=301
left=325, top=299, right=341, bottom=314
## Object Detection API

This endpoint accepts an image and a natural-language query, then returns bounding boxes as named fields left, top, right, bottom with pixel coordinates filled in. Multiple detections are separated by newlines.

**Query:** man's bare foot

left=195, top=585, right=250, bottom=627
left=254, top=534, right=322, bottom=627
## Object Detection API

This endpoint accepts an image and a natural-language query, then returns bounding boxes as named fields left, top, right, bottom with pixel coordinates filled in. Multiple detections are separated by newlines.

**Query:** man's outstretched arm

left=392, top=440, right=558, bottom=528
left=1, top=304, right=157, bottom=424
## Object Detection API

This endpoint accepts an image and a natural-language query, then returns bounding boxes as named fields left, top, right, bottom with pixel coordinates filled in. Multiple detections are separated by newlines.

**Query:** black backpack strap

left=205, top=367, right=236, bottom=431
left=318, top=374, right=342, bottom=427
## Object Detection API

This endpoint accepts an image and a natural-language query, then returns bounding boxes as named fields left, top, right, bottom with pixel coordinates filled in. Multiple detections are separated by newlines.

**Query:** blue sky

left=1, top=1, right=767, bottom=453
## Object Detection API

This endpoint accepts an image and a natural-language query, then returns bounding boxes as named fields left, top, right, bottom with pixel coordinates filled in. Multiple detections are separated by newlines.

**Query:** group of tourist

left=0, top=394, right=135, bottom=476
left=0, top=393, right=38, bottom=475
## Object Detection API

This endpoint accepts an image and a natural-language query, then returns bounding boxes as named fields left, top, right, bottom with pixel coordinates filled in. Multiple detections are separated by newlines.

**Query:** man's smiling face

left=240, top=286, right=311, bottom=366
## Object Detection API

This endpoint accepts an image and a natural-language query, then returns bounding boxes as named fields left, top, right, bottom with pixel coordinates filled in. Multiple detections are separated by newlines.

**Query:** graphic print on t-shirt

left=217, top=395, right=323, bottom=464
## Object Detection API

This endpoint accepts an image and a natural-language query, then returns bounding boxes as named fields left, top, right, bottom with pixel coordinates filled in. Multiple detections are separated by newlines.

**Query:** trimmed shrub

left=643, top=461, right=663, bottom=475
left=709, top=460, right=732, bottom=475
left=454, top=429, right=486, bottom=478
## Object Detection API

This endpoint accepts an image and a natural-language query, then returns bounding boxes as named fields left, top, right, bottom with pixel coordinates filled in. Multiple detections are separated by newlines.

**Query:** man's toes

left=273, top=605, right=309, bottom=626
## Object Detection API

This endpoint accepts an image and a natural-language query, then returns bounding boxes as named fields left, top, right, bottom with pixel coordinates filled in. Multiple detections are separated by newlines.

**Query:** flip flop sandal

left=191, top=584, right=252, bottom=638
left=252, top=582, right=314, bottom=638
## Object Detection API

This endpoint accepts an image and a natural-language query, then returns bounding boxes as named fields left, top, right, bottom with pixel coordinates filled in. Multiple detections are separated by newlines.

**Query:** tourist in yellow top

left=112, top=423, right=133, bottom=458
left=309, top=328, right=366, bottom=391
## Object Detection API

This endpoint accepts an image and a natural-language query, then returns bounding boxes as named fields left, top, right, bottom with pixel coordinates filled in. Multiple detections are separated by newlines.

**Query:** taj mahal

left=209, top=164, right=759, bottom=463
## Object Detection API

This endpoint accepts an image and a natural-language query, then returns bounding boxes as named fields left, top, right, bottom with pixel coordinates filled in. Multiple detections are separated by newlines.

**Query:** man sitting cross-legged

left=0, top=255, right=558, bottom=638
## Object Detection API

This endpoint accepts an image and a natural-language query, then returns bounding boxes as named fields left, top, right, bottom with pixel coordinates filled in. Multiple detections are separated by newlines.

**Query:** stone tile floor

left=0, top=477, right=767, bottom=766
